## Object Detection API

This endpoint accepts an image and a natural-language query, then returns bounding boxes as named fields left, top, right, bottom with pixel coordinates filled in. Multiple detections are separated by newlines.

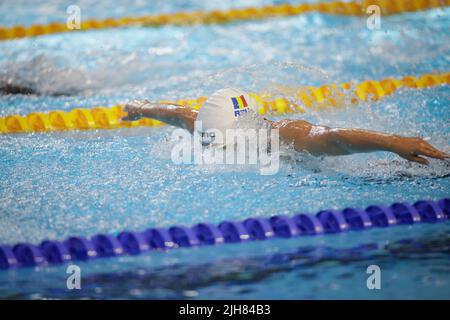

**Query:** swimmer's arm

left=121, top=100, right=197, bottom=133
left=273, top=120, right=449, bottom=164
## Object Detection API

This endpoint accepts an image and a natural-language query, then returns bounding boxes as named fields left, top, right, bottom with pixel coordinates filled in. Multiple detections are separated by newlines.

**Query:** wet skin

left=123, top=99, right=449, bottom=165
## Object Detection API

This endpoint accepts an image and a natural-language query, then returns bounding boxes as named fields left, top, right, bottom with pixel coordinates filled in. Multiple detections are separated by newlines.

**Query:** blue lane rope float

left=1, top=198, right=449, bottom=269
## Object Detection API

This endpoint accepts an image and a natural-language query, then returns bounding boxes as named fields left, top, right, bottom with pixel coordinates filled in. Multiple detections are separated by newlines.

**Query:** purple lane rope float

left=1, top=198, right=448, bottom=269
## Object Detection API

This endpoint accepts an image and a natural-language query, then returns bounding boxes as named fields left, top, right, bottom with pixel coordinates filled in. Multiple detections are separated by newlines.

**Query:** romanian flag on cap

left=231, top=95, right=248, bottom=110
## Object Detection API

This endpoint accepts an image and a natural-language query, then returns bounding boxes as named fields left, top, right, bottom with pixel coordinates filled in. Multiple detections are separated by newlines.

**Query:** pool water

left=0, top=0, right=449, bottom=299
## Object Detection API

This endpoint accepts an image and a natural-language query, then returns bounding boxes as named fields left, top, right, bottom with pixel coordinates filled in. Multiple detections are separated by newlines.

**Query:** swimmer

left=0, top=82, right=35, bottom=95
left=121, top=88, right=449, bottom=165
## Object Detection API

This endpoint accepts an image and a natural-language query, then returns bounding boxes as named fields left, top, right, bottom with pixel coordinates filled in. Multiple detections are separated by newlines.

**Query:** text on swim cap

left=231, top=95, right=249, bottom=117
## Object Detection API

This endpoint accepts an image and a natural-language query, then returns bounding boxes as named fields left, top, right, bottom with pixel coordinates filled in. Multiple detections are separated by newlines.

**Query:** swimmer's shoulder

left=271, top=119, right=313, bottom=131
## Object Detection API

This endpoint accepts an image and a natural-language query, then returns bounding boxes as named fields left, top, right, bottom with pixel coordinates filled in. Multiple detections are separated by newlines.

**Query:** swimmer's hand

left=119, top=99, right=196, bottom=132
left=121, top=99, right=151, bottom=121
left=391, top=137, right=450, bottom=165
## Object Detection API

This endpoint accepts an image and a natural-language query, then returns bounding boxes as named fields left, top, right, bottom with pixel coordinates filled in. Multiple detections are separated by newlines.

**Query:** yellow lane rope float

left=1, top=72, right=448, bottom=134
left=1, top=0, right=449, bottom=41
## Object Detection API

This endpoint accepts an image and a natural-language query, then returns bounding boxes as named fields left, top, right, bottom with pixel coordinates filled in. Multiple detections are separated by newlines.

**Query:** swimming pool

left=0, top=0, right=449, bottom=299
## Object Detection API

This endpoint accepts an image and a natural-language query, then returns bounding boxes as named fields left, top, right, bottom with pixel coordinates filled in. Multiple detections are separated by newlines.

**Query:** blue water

left=0, top=1, right=449, bottom=299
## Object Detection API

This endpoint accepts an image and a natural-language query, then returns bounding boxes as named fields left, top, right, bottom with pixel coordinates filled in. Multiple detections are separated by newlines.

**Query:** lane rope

left=0, top=198, right=448, bottom=269
left=1, top=0, right=449, bottom=40
left=1, top=71, right=449, bottom=135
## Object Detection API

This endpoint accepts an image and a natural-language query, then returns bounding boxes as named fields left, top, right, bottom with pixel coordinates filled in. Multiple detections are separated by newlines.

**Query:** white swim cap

left=195, top=88, right=258, bottom=148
